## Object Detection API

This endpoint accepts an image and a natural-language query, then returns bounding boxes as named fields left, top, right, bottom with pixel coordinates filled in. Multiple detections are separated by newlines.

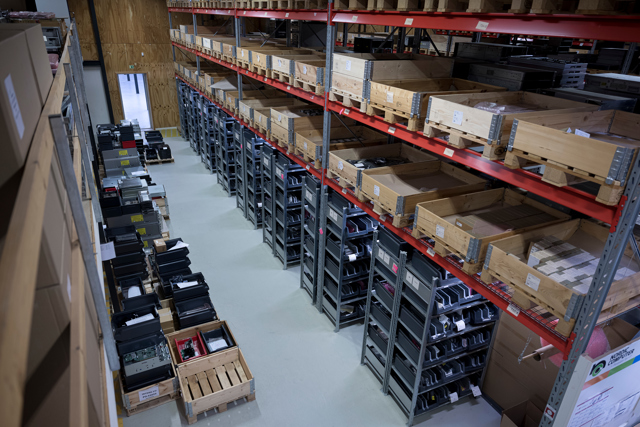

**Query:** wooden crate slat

left=224, top=363, right=241, bottom=386
left=216, top=365, right=232, bottom=389
left=197, top=372, right=213, bottom=396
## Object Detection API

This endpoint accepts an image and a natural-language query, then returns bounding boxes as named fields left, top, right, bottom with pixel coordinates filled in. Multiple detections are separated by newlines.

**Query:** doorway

left=117, top=73, right=152, bottom=129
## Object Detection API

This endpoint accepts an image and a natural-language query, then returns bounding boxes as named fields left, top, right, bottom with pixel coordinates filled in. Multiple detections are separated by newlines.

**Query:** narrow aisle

left=124, top=136, right=501, bottom=427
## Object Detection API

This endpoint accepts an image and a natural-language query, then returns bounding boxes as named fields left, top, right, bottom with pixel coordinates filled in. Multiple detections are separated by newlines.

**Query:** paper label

left=143, top=240, right=148, bottom=248
left=450, top=392, right=459, bottom=403
left=344, top=109, right=350, bottom=115
left=476, top=21, right=489, bottom=30
left=100, top=242, right=116, bottom=261
left=303, top=65, right=308, bottom=74
left=263, top=157, right=269, bottom=167
left=306, top=164, right=310, bottom=170
left=388, top=126, right=396, bottom=134
left=427, top=247, right=435, bottom=257
left=131, top=214, right=144, bottom=223
left=373, top=185, right=380, bottom=196
left=444, top=148, right=454, bottom=157
left=404, top=18, right=414, bottom=25
left=119, top=150, right=128, bottom=156
left=348, top=254, right=357, bottom=262
left=256, top=54, right=260, bottom=62
left=285, top=12, right=289, bottom=17
left=303, top=141, right=308, bottom=150
left=452, top=110, right=463, bottom=125
left=278, top=114, right=282, bottom=122
left=351, top=15, right=358, bottom=22
left=342, top=188, right=347, bottom=194
left=525, top=273, right=541, bottom=291
left=507, top=303, right=521, bottom=317
left=139, top=386, right=160, bottom=401
left=241, top=50, right=244, bottom=57
left=386, top=92, right=394, bottom=103
left=306, top=191, right=314, bottom=203
left=138, top=227, right=147, bottom=235
left=345, top=60, right=351, bottom=71
left=384, top=253, right=390, bottom=264
left=436, top=224, right=445, bottom=239
left=575, top=129, right=590, bottom=138
left=278, top=59, right=283, bottom=67
left=338, top=161, right=344, bottom=170
left=378, top=247, right=386, bottom=261
left=329, top=209, right=339, bottom=222
left=472, top=385, right=482, bottom=397
left=455, top=319, right=466, bottom=331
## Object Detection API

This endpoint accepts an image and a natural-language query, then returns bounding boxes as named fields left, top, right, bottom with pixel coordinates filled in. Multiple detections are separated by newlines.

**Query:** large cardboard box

left=500, top=401, right=544, bottom=427
left=0, top=30, right=42, bottom=187
left=0, top=24, right=53, bottom=103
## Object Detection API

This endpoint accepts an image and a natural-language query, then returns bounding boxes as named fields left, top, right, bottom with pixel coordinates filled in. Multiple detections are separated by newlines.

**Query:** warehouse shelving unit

left=300, top=174, right=323, bottom=302
left=245, top=128, right=266, bottom=229
left=273, top=153, right=304, bottom=268
left=201, top=96, right=216, bottom=171
left=234, top=122, right=247, bottom=215
left=216, top=110, right=237, bottom=196
left=169, top=5, right=640, bottom=425
left=262, top=144, right=276, bottom=251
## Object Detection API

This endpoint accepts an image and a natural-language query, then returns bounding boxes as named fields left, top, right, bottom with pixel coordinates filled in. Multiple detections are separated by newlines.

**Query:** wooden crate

left=367, top=0, right=421, bottom=9
left=358, top=162, right=487, bottom=227
left=327, top=142, right=438, bottom=188
left=412, top=188, right=571, bottom=274
left=253, top=108, right=271, bottom=138
left=236, top=46, right=282, bottom=70
left=482, top=219, right=640, bottom=336
left=252, top=51, right=318, bottom=78
left=425, top=91, right=599, bottom=159
left=367, top=78, right=506, bottom=132
left=504, top=109, right=640, bottom=206
left=177, top=347, right=255, bottom=424
left=269, top=53, right=323, bottom=82
left=268, top=105, right=326, bottom=150
left=224, top=89, right=283, bottom=114
left=295, top=126, right=387, bottom=169
left=119, top=365, right=179, bottom=416
left=293, top=59, right=327, bottom=95
left=238, top=98, right=305, bottom=127
left=165, top=320, right=239, bottom=367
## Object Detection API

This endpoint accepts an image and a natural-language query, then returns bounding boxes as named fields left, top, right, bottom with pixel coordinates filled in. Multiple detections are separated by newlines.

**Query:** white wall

left=35, top=0, right=70, bottom=26
left=83, top=66, right=111, bottom=131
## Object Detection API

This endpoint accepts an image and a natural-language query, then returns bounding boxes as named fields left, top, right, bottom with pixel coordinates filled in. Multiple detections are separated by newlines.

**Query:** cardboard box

left=0, top=29, right=43, bottom=187
left=154, top=238, right=166, bottom=253
left=500, top=401, right=544, bottom=427
left=0, top=24, right=53, bottom=104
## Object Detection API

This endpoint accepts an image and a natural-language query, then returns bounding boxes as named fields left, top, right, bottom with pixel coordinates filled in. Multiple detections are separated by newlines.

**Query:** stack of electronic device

left=111, top=293, right=174, bottom=392
left=101, top=148, right=143, bottom=177
left=144, top=130, right=172, bottom=161
left=153, top=238, right=193, bottom=295
left=169, top=273, right=218, bottom=329
left=104, top=225, right=149, bottom=284
left=97, top=123, right=117, bottom=151
left=584, top=73, right=640, bottom=113
left=119, top=124, right=136, bottom=148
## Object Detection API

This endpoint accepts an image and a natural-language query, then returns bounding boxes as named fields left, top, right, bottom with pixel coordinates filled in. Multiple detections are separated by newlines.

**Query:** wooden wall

left=68, top=0, right=193, bottom=128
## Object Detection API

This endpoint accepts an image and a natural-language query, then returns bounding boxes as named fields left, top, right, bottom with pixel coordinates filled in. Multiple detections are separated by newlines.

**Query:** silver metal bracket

left=186, top=401, right=194, bottom=417
left=564, top=293, right=584, bottom=322
left=356, top=170, right=362, bottom=188
left=507, top=119, right=519, bottom=151
left=466, top=238, right=480, bottom=263
left=483, top=244, right=494, bottom=271
left=487, top=114, right=503, bottom=145
left=250, top=378, right=256, bottom=394
left=395, top=196, right=405, bottom=215
left=410, top=93, right=422, bottom=118
left=317, top=67, right=324, bottom=86
left=425, top=97, right=433, bottom=123
left=123, top=395, right=131, bottom=410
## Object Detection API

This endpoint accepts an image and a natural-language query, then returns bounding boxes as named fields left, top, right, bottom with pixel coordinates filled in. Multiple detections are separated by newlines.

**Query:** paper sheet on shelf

left=125, top=313, right=154, bottom=326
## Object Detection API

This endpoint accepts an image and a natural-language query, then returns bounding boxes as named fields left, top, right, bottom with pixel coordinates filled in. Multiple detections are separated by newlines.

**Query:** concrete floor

left=124, top=136, right=501, bottom=427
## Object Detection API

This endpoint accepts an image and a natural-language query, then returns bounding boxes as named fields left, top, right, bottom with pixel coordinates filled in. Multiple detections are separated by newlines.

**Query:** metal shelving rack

left=273, top=153, right=304, bottom=269
left=316, top=191, right=377, bottom=331
left=245, top=128, right=266, bottom=229
left=300, top=174, right=324, bottom=303
left=216, top=110, right=236, bottom=196
left=262, top=144, right=276, bottom=252
left=187, top=89, right=200, bottom=152
left=234, top=122, right=246, bottom=215
left=169, top=6, right=640, bottom=426
left=201, top=96, right=216, bottom=172
left=178, top=80, right=190, bottom=142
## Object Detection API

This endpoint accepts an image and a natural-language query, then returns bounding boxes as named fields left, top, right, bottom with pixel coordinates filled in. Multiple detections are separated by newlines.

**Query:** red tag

left=319, top=228, right=323, bottom=235
left=281, top=173, right=284, bottom=179
left=392, top=264, right=398, bottom=273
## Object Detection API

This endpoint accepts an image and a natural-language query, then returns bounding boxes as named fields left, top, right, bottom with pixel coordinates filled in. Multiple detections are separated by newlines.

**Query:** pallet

left=294, top=146, right=322, bottom=169
left=254, top=122, right=270, bottom=139
left=146, top=157, right=175, bottom=164
left=366, top=102, right=422, bottom=132
left=293, top=78, right=324, bottom=96
left=357, top=191, right=415, bottom=228
left=270, top=69, right=294, bottom=85
left=251, top=0, right=270, bottom=7
left=481, top=219, right=640, bottom=337
left=429, top=0, right=529, bottom=12
left=328, top=90, right=367, bottom=113
left=424, top=122, right=506, bottom=161
left=366, top=0, right=421, bottom=9
left=119, top=370, right=179, bottom=417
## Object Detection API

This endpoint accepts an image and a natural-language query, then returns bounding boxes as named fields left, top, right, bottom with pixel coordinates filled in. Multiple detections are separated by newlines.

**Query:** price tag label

left=344, top=109, right=350, bottom=115
left=306, top=164, right=310, bottom=170
left=287, top=86, right=291, bottom=90
left=472, top=385, right=482, bottom=397
left=452, top=110, right=463, bottom=125
left=329, top=209, right=339, bottom=222
left=342, top=188, right=347, bottom=194
left=404, top=18, right=414, bottom=25
left=388, top=126, right=396, bottom=134
left=436, top=224, right=445, bottom=239
left=264, top=11, right=268, bottom=16
left=373, top=185, right=380, bottom=196
left=507, top=303, right=521, bottom=317
left=476, top=21, right=489, bottom=30
left=444, top=148, right=454, bottom=157
left=525, top=273, right=541, bottom=292
left=450, top=392, right=459, bottom=403
left=351, top=15, right=358, bottom=22
left=285, top=12, right=289, bottom=17
left=427, top=247, right=435, bottom=257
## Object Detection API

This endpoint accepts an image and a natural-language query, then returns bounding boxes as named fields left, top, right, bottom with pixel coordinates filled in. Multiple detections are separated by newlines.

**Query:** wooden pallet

left=269, top=129, right=290, bottom=150
left=366, top=0, right=421, bottom=9
left=428, top=0, right=530, bottom=12
left=254, top=122, right=270, bottom=139
left=270, top=69, right=294, bottom=85
left=119, top=371, right=179, bottom=417
left=236, top=0, right=251, bottom=6
left=293, top=78, right=324, bottom=96
left=146, top=157, right=176, bottom=164
left=366, top=102, right=422, bottom=132
left=251, top=0, right=270, bottom=7
left=247, top=63, right=269, bottom=78
left=504, top=149, right=625, bottom=206
left=357, top=191, right=414, bottom=228
left=424, top=122, right=507, bottom=161
left=328, top=90, right=367, bottom=113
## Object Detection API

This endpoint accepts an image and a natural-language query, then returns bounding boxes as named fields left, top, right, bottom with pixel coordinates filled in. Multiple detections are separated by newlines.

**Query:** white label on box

left=378, top=247, right=386, bottom=261
left=476, top=21, right=489, bottom=30
left=278, top=59, right=283, bottom=67
left=100, top=242, right=116, bottom=261
left=5, top=75, right=25, bottom=139
left=455, top=319, right=466, bottom=331
left=427, top=247, right=435, bottom=257
left=306, top=164, right=310, bottom=170
left=450, top=392, right=459, bottom=403
left=384, top=253, right=390, bottom=264
left=404, top=18, right=414, bottom=25
left=278, top=114, right=282, bottom=122
left=338, top=161, right=344, bottom=170
left=351, top=15, right=358, bottom=22
left=348, top=254, right=357, bottom=262
left=452, top=110, right=463, bottom=125
left=444, top=148, right=454, bottom=157
left=507, top=303, right=521, bottom=317
left=342, top=188, right=347, bottom=194
left=306, top=191, right=314, bottom=203
left=388, top=126, right=396, bottom=134
left=525, top=273, right=541, bottom=291
left=575, top=129, right=590, bottom=138
left=436, top=224, right=445, bottom=239
left=373, top=185, right=380, bottom=196
left=472, top=385, right=482, bottom=397
left=303, top=65, right=308, bottom=75
left=285, top=12, right=289, bottom=17
left=304, top=142, right=308, bottom=149
left=139, top=386, right=160, bottom=402
left=406, top=271, right=416, bottom=287
left=263, top=157, right=269, bottom=166
left=386, top=92, right=394, bottom=103
left=413, top=276, right=421, bottom=289
left=241, top=50, right=244, bottom=57
left=256, top=54, right=260, bottom=62
left=345, top=60, right=351, bottom=71
left=329, top=209, right=339, bottom=222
